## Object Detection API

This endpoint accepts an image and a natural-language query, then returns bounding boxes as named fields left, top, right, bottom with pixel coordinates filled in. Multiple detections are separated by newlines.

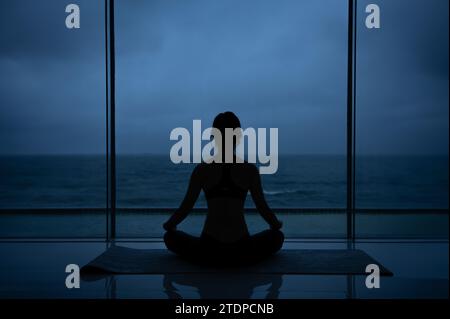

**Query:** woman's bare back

left=164, top=160, right=282, bottom=243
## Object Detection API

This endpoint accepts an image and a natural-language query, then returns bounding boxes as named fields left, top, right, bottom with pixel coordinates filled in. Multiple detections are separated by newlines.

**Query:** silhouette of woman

left=163, top=112, right=284, bottom=266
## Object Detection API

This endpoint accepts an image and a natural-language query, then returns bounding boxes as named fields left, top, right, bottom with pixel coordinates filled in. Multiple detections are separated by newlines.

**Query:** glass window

left=0, top=0, right=106, bottom=238
left=354, top=0, right=449, bottom=238
left=115, top=0, right=349, bottom=238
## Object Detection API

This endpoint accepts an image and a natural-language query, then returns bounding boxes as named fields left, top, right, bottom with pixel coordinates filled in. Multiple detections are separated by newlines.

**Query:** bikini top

left=204, top=164, right=248, bottom=201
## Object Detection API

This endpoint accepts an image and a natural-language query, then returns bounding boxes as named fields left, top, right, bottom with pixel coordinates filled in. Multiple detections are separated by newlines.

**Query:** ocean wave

left=263, top=188, right=309, bottom=196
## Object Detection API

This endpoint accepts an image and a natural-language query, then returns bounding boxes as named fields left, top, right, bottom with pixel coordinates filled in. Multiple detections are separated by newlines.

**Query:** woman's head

left=212, top=111, right=242, bottom=154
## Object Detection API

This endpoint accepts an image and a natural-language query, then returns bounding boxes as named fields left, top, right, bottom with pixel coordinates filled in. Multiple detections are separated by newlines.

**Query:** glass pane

left=355, top=0, right=449, bottom=238
left=0, top=0, right=106, bottom=238
left=116, top=0, right=348, bottom=238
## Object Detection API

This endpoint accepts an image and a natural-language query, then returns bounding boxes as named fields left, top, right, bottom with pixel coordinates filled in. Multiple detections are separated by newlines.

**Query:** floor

left=0, top=240, right=448, bottom=299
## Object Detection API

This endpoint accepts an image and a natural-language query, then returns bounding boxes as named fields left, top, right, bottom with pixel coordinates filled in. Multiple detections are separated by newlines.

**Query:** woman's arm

left=249, top=166, right=282, bottom=229
left=163, top=165, right=202, bottom=231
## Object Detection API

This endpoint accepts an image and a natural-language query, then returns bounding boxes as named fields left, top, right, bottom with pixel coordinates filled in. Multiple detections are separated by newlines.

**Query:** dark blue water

left=0, top=155, right=448, bottom=209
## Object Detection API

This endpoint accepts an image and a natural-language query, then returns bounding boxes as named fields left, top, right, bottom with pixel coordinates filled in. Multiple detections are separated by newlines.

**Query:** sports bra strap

left=204, top=164, right=248, bottom=200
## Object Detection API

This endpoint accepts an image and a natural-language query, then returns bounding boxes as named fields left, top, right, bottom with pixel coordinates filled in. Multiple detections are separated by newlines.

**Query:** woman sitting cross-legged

left=163, top=111, right=284, bottom=266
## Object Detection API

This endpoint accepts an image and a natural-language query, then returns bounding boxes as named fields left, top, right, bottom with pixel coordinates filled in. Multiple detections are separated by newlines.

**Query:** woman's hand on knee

left=270, top=219, right=283, bottom=230
left=163, top=221, right=177, bottom=232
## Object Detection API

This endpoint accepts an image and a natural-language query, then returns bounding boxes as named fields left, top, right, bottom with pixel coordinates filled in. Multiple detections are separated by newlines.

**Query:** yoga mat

left=81, top=246, right=393, bottom=276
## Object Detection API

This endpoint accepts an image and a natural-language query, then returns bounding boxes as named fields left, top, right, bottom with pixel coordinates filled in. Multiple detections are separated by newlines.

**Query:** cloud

left=0, top=0, right=448, bottom=155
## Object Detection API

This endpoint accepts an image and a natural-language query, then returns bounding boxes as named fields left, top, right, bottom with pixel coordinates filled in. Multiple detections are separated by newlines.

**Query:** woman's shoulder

left=240, top=161, right=258, bottom=172
left=195, top=161, right=257, bottom=172
left=192, top=162, right=214, bottom=177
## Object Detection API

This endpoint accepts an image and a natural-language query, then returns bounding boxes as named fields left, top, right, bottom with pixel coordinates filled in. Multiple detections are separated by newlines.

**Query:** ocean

left=0, top=155, right=448, bottom=209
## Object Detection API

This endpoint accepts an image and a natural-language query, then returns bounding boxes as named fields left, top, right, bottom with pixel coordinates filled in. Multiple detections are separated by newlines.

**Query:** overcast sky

left=0, top=0, right=448, bottom=155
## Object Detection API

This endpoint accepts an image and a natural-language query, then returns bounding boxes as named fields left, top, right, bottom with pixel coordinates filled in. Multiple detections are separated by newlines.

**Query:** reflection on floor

left=0, top=240, right=448, bottom=299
